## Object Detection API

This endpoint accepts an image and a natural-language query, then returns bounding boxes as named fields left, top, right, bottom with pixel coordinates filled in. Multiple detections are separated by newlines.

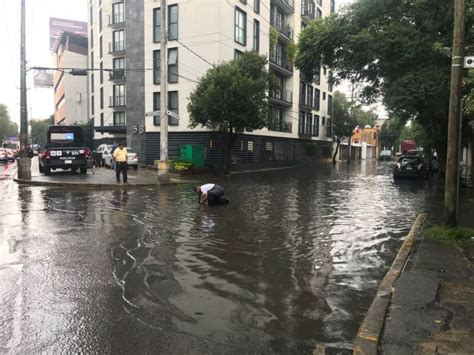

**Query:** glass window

left=91, top=73, right=94, bottom=93
left=168, top=48, right=178, bottom=83
left=113, top=30, right=124, bottom=51
left=91, top=96, right=94, bottom=115
left=113, top=84, right=125, bottom=106
left=315, top=89, right=321, bottom=110
left=307, top=86, right=314, bottom=107
left=99, top=35, right=103, bottom=58
left=254, top=0, right=260, bottom=13
left=153, top=92, right=179, bottom=126
left=306, top=113, right=312, bottom=135
left=314, top=115, right=320, bottom=136
left=316, top=7, right=322, bottom=18
left=299, top=82, right=306, bottom=105
left=113, top=57, right=125, bottom=79
left=328, top=95, right=333, bottom=115
left=235, top=7, right=247, bottom=46
left=99, top=9, right=102, bottom=32
left=253, top=20, right=260, bottom=52
left=168, top=4, right=178, bottom=40
left=240, top=0, right=247, bottom=4
left=100, top=113, right=104, bottom=126
left=113, top=111, right=126, bottom=126
left=234, top=49, right=243, bottom=60
left=112, top=2, right=124, bottom=24
left=153, top=8, right=161, bottom=43
left=153, top=50, right=160, bottom=84
left=100, top=87, right=104, bottom=109
left=323, top=92, right=326, bottom=100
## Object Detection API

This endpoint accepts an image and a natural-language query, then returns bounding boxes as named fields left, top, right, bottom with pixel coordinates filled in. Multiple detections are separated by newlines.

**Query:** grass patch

left=425, top=225, right=474, bottom=245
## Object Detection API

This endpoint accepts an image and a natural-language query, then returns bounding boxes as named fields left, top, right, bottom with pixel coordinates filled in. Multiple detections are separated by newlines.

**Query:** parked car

left=394, top=154, right=429, bottom=179
left=5, top=148, right=16, bottom=161
left=379, top=150, right=392, bottom=161
left=39, top=126, right=91, bottom=175
left=104, top=146, right=139, bottom=170
left=0, top=148, right=8, bottom=163
left=93, top=143, right=111, bottom=167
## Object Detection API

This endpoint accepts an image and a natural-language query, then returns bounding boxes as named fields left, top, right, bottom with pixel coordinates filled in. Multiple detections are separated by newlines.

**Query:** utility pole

left=444, top=0, right=466, bottom=226
left=158, top=0, right=170, bottom=183
left=18, top=0, right=31, bottom=180
left=348, top=78, right=354, bottom=163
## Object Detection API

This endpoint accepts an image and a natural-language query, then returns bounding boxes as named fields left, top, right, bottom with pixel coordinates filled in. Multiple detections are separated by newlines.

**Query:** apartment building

left=52, top=32, right=88, bottom=125
left=89, top=0, right=335, bottom=171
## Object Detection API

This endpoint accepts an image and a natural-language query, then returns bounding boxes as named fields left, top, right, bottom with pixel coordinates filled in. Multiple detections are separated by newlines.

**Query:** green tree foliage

left=331, top=91, right=356, bottom=163
left=296, top=0, right=474, bottom=167
left=188, top=51, right=270, bottom=173
left=379, top=116, right=404, bottom=150
left=0, top=104, right=19, bottom=141
left=30, top=118, right=51, bottom=147
left=76, top=119, right=94, bottom=149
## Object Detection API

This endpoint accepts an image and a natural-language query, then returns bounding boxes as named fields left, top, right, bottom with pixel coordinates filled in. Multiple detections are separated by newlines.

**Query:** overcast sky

left=0, top=0, right=356, bottom=126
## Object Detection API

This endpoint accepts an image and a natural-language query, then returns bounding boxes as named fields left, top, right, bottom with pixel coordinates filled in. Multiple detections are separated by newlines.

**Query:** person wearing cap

left=194, top=183, right=225, bottom=206
left=113, top=143, right=128, bottom=183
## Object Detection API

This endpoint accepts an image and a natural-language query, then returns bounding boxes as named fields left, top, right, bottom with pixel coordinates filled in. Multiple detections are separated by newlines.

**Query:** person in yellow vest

left=113, top=143, right=128, bottom=183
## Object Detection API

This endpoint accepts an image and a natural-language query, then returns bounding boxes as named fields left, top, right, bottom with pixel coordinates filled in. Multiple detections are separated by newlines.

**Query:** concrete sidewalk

left=14, top=159, right=195, bottom=188
left=354, top=189, right=474, bottom=354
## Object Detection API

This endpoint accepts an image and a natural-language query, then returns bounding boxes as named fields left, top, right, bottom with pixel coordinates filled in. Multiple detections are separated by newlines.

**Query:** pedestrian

left=113, top=143, right=128, bottom=183
left=194, top=183, right=227, bottom=206
left=26, top=145, right=34, bottom=158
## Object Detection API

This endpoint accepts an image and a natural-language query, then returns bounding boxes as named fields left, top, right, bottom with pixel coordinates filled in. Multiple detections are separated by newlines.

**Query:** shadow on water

left=0, top=160, right=446, bottom=353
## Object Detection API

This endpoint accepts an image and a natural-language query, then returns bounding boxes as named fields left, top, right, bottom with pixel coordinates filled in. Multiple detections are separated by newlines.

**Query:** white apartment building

left=89, top=0, right=335, bottom=171
left=53, top=32, right=89, bottom=125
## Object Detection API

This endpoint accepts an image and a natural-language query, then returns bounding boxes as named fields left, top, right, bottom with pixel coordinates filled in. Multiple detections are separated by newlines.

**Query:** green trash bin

left=180, top=144, right=204, bottom=168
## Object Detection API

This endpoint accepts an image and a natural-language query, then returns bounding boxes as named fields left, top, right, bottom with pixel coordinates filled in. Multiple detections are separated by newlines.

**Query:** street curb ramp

left=353, top=213, right=427, bottom=355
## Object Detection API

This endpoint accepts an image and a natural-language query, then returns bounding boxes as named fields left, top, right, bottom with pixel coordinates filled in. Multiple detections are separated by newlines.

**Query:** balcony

left=269, top=51, right=293, bottom=76
left=270, top=88, right=293, bottom=106
left=94, top=125, right=127, bottom=134
left=108, top=41, right=126, bottom=54
left=272, top=0, right=294, bottom=14
left=270, top=18, right=294, bottom=41
left=301, top=1, right=316, bottom=22
left=268, top=118, right=292, bottom=133
left=109, top=69, right=126, bottom=82
left=109, top=95, right=126, bottom=107
left=108, top=13, right=125, bottom=26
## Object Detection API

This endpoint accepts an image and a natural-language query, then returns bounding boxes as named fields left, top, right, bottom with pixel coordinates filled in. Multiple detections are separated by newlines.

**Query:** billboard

left=33, top=69, right=54, bottom=88
left=49, top=17, right=87, bottom=50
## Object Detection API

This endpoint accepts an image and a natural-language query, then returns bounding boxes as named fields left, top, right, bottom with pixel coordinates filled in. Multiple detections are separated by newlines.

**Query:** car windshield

left=400, top=157, right=419, bottom=164
left=50, top=132, right=75, bottom=143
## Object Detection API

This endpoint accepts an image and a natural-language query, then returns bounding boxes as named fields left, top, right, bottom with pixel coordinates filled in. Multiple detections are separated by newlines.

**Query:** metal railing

left=109, top=41, right=126, bottom=53
left=268, top=119, right=292, bottom=133
left=109, top=69, right=126, bottom=80
left=108, top=13, right=125, bottom=25
left=109, top=96, right=126, bottom=107
left=269, top=51, right=293, bottom=72
left=270, top=89, right=293, bottom=104
left=270, top=18, right=294, bottom=40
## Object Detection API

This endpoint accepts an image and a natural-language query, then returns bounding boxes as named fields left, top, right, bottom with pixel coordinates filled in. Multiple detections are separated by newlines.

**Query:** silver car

left=104, top=146, right=139, bottom=170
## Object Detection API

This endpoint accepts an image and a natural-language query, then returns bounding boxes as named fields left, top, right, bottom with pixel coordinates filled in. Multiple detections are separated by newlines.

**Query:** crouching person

left=194, top=183, right=225, bottom=206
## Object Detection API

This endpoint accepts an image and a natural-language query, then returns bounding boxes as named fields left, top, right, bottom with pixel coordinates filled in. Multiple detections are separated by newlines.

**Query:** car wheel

left=45, top=167, right=51, bottom=176
left=80, top=167, right=87, bottom=174
left=133, top=165, right=138, bottom=171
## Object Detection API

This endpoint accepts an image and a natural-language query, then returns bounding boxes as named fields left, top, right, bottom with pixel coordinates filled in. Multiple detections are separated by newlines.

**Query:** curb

left=353, top=213, right=427, bottom=355
left=13, top=178, right=193, bottom=189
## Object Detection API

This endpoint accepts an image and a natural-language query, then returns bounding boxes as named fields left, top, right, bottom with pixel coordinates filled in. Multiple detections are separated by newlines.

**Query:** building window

left=153, top=49, right=179, bottom=84
left=89, top=5, right=93, bottom=24
left=322, top=116, right=325, bottom=125
left=91, top=96, right=95, bottom=115
left=306, top=112, right=313, bottom=135
left=91, top=73, right=94, bottom=93
left=153, top=91, right=179, bottom=126
left=112, top=84, right=125, bottom=106
left=328, top=94, right=333, bottom=115
left=323, top=92, right=326, bottom=100
left=168, top=4, right=178, bottom=40
left=112, top=30, right=125, bottom=51
left=314, top=115, right=320, bottom=136
left=299, top=82, right=306, bottom=106
left=100, top=112, right=104, bottom=126
left=235, top=7, right=247, bottom=46
left=100, top=87, right=104, bottom=109
left=240, top=0, right=247, bottom=4
left=253, top=20, right=260, bottom=52
left=90, top=28, right=94, bottom=49
left=113, top=111, right=126, bottom=126
left=307, top=86, right=314, bottom=108
left=254, top=0, right=260, bottom=13
left=328, top=71, right=334, bottom=92
left=113, top=57, right=125, bottom=79
left=234, top=49, right=243, bottom=60
left=316, top=7, right=322, bottom=19
left=315, top=89, right=321, bottom=110
left=99, top=35, right=103, bottom=58
left=99, top=9, right=102, bottom=32
left=112, top=2, right=124, bottom=24
left=153, top=8, right=161, bottom=42
left=330, top=0, right=335, bottom=13
left=327, top=118, right=332, bottom=137
left=323, top=67, right=327, bottom=75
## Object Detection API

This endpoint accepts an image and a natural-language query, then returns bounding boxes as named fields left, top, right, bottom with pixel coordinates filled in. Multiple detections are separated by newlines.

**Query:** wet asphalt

left=0, top=160, right=445, bottom=353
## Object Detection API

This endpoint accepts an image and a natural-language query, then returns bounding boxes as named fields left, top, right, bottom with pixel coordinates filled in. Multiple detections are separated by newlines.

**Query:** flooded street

left=0, top=161, right=444, bottom=353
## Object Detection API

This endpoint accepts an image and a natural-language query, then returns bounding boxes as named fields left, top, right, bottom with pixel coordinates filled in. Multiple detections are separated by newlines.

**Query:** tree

left=331, top=91, right=356, bottom=163
left=0, top=104, right=19, bottom=141
left=295, top=0, right=474, bottom=172
left=188, top=51, right=270, bottom=174
left=76, top=119, right=94, bottom=149
left=379, top=116, right=404, bottom=150
left=30, top=118, right=51, bottom=147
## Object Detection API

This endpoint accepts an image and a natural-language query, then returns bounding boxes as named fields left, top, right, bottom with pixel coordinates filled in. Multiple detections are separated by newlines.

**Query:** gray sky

left=0, top=0, right=355, bottom=127
left=0, top=0, right=87, bottom=125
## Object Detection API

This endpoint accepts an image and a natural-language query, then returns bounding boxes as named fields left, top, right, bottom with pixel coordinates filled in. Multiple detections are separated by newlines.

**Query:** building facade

left=53, top=32, right=89, bottom=125
left=88, top=0, right=335, bottom=171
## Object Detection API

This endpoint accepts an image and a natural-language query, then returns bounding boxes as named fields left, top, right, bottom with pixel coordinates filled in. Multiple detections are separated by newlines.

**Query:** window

left=91, top=73, right=95, bottom=93
left=316, top=7, right=322, bottom=18
left=90, top=50, right=94, bottom=69
left=113, top=57, right=125, bottom=79
left=153, top=92, right=179, bottom=126
left=240, top=0, right=247, bottom=4
left=153, top=49, right=179, bottom=84
left=330, top=0, right=335, bottom=13
left=89, top=5, right=93, bottom=23
left=314, top=115, right=320, bottom=136
left=306, top=113, right=313, bottom=135
left=328, top=71, right=334, bottom=92
left=90, top=28, right=94, bottom=48
left=254, top=0, right=260, bottom=13
left=328, top=94, right=333, bottom=115
left=100, top=87, right=104, bottom=109
left=298, top=111, right=305, bottom=135
left=323, top=67, right=327, bottom=75
left=113, top=84, right=125, bottom=106
left=100, top=113, right=104, bottom=126
left=322, top=116, right=325, bottom=125
left=314, top=68, right=320, bottom=84
left=154, top=5, right=178, bottom=42
left=99, top=35, right=103, bottom=58
left=114, top=111, right=126, bottom=126
left=253, top=20, right=260, bottom=52
left=315, top=89, right=321, bottom=110
left=235, top=7, right=247, bottom=46
left=323, top=92, right=326, bottom=100
left=112, top=2, right=124, bottom=24
left=168, top=5, right=178, bottom=40
left=91, top=96, right=95, bottom=115
left=307, top=86, right=314, bottom=108
left=113, top=30, right=125, bottom=51
left=299, top=82, right=306, bottom=105
left=234, top=49, right=243, bottom=60
left=153, top=8, right=161, bottom=42
left=327, top=118, right=332, bottom=137
left=99, top=9, right=102, bottom=32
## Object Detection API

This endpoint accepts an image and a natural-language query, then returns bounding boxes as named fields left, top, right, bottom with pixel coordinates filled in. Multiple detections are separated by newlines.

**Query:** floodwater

left=0, top=161, right=444, bottom=353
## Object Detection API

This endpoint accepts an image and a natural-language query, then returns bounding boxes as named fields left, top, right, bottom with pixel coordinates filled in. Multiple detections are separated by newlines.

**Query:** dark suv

left=393, top=154, right=429, bottom=179
left=39, top=126, right=91, bottom=175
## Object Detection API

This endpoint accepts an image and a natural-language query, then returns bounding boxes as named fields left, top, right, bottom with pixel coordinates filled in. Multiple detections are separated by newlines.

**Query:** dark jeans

left=116, top=162, right=128, bottom=182
left=208, top=184, right=224, bottom=206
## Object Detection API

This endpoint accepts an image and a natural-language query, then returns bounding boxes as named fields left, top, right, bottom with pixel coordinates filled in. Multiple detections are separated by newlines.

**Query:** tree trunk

left=332, top=140, right=340, bottom=165
left=347, top=138, right=352, bottom=163
left=223, top=127, right=237, bottom=175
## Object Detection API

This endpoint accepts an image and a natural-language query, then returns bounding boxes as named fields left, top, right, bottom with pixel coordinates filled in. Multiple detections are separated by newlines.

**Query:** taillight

left=84, top=148, right=91, bottom=158
left=43, top=150, right=50, bottom=159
